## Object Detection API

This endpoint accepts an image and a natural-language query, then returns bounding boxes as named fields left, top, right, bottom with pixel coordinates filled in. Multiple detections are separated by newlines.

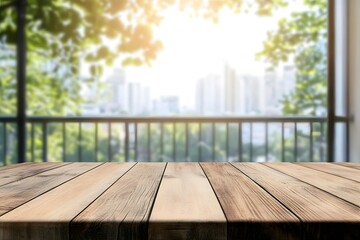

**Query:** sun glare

left=123, top=7, right=280, bottom=109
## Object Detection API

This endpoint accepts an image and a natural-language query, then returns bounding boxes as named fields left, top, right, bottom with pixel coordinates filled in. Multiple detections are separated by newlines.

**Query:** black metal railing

left=0, top=116, right=328, bottom=165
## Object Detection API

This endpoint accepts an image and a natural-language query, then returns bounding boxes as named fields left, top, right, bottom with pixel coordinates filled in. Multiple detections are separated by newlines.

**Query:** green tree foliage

left=1, top=0, right=287, bottom=69
left=258, top=0, right=327, bottom=116
left=282, top=47, right=326, bottom=115
left=1, top=0, right=327, bottom=115
left=257, top=0, right=328, bottom=162
left=0, top=32, right=82, bottom=116
left=0, top=0, right=327, bottom=164
left=0, top=0, right=290, bottom=116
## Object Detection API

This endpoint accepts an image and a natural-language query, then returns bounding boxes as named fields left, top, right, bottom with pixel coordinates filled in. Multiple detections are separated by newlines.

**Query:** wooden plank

left=233, top=163, right=360, bottom=239
left=0, top=162, right=33, bottom=172
left=0, top=162, right=69, bottom=187
left=0, top=162, right=100, bottom=216
left=336, top=162, right=360, bottom=171
left=0, top=163, right=134, bottom=240
left=297, top=162, right=360, bottom=182
left=264, top=163, right=360, bottom=207
left=149, top=163, right=226, bottom=240
left=201, top=163, right=300, bottom=240
left=71, top=162, right=166, bottom=240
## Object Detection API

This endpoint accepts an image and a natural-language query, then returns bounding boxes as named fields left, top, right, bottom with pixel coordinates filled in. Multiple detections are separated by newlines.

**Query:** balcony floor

left=0, top=162, right=359, bottom=239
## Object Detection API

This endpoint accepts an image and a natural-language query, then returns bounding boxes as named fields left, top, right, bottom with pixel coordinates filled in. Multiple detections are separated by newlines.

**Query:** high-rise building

left=196, top=74, right=223, bottom=115
left=264, top=70, right=276, bottom=104
left=81, top=78, right=101, bottom=115
left=128, top=82, right=152, bottom=115
left=153, top=96, right=180, bottom=115
left=282, top=65, right=296, bottom=95
left=262, top=65, right=296, bottom=115
left=224, top=63, right=237, bottom=114
left=101, top=69, right=127, bottom=115
left=242, top=75, right=262, bottom=114
left=141, top=86, right=151, bottom=114
left=128, top=82, right=141, bottom=115
left=264, top=70, right=281, bottom=114
left=233, top=74, right=247, bottom=115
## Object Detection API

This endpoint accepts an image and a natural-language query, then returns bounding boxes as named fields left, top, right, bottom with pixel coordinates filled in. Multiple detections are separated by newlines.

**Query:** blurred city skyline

left=80, top=3, right=305, bottom=116
left=81, top=62, right=296, bottom=116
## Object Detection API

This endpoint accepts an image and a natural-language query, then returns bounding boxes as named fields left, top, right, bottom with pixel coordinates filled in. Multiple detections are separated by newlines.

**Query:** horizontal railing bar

left=1, top=116, right=353, bottom=124
left=0, top=116, right=17, bottom=122
left=15, top=116, right=329, bottom=123
left=335, top=116, right=350, bottom=122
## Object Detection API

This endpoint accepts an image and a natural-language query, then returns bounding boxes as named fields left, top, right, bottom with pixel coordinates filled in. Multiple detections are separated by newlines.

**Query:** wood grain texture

left=0, top=162, right=68, bottom=187
left=201, top=162, right=300, bottom=240
left=265, top=162, right=360, bottom=206
left=297, top=162, right=360, bottom=182
left=71, top=162, right=166, bottom=240
left=0, top=163, right=99, bottom=217
left=0, top=162, right=33, bottom=172
left=149, top=163, right=226, bottom=240
left=1, top=162, right=359, bottom=240
left=233, top=163, right=360, bottom=239
left=336, top=162, right=360, bottom=171
left=0, top=163, right=134, bottom=240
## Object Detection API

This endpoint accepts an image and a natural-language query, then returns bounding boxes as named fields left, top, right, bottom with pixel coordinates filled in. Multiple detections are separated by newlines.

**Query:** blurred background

left=0, top=0, right=350, bottom=164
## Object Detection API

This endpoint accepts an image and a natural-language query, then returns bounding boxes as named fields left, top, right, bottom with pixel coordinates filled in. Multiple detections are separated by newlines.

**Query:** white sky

left=85, top=2, right=304, bottom=109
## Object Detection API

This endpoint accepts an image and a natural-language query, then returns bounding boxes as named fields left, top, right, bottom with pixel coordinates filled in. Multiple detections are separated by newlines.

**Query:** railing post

left=265, top=122, right=268, bottom=162
left=63, top=122, right=66, bottom=162
left=226, top=123, right=229, bottom=161
left=94, top=123, right=98, bottom=162
left=327, top=0, right=336, bottom=162
left=173, top=123, right=176, bottom=161
left=125, top=123, right=129, bottom=162
left=282, top=122, right=285, bottom=162
left=108, top=123, right=111, bottom=162
left=31, top=123, right=34, bottom=162
left=212, top=123, right=215, bottom=161
left=250, top=123, right=253, bottom=162
left=238, top=122, right=242, bottom=162
left=135, top=123, right=138, bottom=161
left=185, top=123, right=188, bottom=161
left=78, top=122, right=82, bottom=162
left=42, top=123, right=47, bottom=162
left=198, top=123, right=202, bottom=162
left=147, top=123, right=151, bottom=161
left=16, top=0, right=27, bottom=163
left=3, top=123, right=7, bottom=165
left=310, top=122, right=313, bottom=162
left=294, top=123, right=298, bottom=162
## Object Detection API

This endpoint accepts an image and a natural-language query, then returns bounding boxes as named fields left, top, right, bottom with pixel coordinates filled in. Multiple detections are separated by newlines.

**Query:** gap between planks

left=0, top=162, right=135, bottom=240
left=0, top=163, right=104, bottom=217
left=0, top=162, right=73, bottom=187
left=297, top=162, right=360, bottom=182
left=149, top=162, right=227, bottom=240
left=71, top=162, right=166, bottom=240
left=334, top=162, right=360, bottom=171
left=263, top=162, right=360, bottom=208
left=231, top=162, right=360, bottom=239
left=202, top=162, right=301, bottom=240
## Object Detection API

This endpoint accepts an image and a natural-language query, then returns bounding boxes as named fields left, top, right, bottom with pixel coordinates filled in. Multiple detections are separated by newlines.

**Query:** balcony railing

left=0, top=116, right=328, bottom=165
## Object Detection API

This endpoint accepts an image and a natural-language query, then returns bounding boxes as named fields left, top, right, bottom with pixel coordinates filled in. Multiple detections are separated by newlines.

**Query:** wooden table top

left=0, top=162, right=359, bottom=240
